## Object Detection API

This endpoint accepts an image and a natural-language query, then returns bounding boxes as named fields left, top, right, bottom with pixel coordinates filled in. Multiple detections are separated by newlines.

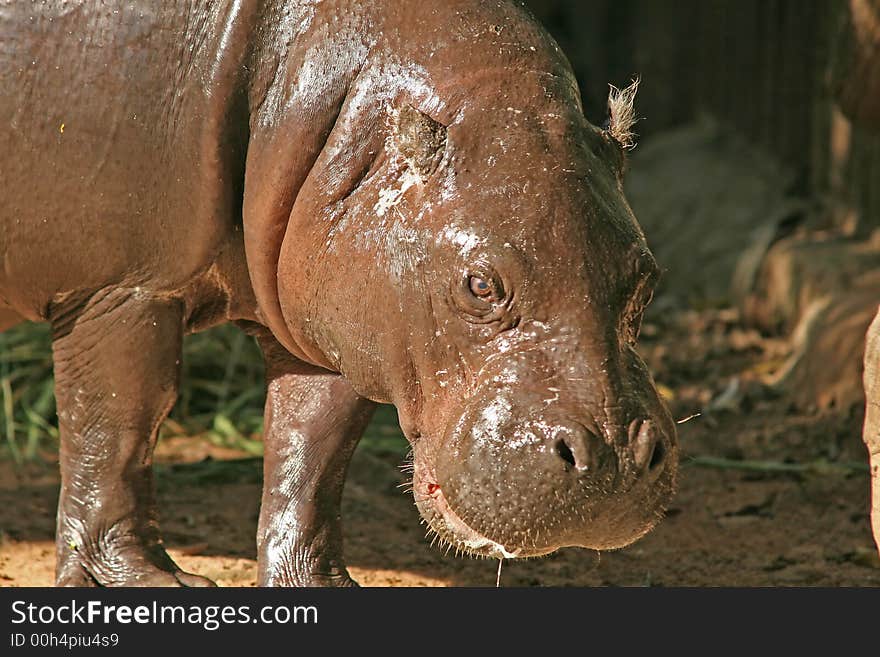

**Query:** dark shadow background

left=526, top=0, right=879, bottom=237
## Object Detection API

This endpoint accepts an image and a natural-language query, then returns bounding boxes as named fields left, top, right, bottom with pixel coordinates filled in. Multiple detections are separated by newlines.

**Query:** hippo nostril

left=553, top=425, right=609, bottom=473
left=555, top=439, right=577, bottom=467
left=631, top=419, right=663, bottom=473
left=649, top=441, right=665, bottom=470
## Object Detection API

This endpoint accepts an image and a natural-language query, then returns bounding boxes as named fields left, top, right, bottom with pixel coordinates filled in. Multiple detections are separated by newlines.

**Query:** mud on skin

left=0, top=0, right=676, bottom=586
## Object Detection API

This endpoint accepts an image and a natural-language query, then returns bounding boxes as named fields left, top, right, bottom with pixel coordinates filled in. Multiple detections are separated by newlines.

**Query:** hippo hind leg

left=50, top=289, right=213, bottom=587
left=249, top=329, right=376, bottom=587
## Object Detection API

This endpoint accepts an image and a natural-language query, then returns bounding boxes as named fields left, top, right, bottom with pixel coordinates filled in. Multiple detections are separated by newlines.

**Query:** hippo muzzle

left=411, top=333, right=678, bottom=559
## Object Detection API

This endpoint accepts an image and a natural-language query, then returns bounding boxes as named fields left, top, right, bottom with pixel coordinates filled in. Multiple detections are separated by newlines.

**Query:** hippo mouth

left=423, top=492, right=532, bottom=559
left=408, top=422, right=676, bottom=559
left=411, top=466, right=667, bottom=560
left=413, top=464, right=540, bottom=559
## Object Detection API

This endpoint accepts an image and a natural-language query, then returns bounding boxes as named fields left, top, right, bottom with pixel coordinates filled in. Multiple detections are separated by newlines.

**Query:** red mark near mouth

left=427, top=483, right=440, bottom=496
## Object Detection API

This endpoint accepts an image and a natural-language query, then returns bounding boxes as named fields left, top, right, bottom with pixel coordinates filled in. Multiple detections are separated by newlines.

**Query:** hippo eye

left=465, top=274, right=504, bottom=304
left=453, top=270, right=510, bottom=323
left=468, top=276, right=494, bottom=299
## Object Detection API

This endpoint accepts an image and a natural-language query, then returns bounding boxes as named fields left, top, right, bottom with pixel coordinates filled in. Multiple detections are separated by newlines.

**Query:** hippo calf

left=0, top=0, right=677, bottom=586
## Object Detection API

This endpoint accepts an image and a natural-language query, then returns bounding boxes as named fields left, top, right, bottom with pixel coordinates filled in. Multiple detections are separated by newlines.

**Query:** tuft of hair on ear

left=391, top=105, right=448, bottom=179
left=606, top=77, right=641, bottom=150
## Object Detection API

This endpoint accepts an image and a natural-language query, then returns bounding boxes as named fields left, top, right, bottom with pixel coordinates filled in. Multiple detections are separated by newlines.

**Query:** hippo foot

left=269, top=575, right=358, bottom=588
left=56, top=563, right=216, bottom=588
left=55, top=528, right=216, bottom=587
left=299, top=572, right=359, bottom=588
left=260, top=566, right=358, bottom=588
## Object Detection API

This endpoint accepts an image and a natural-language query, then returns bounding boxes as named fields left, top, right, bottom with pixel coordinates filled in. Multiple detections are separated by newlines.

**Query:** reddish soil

left=1, top=308, right=878, bottom=586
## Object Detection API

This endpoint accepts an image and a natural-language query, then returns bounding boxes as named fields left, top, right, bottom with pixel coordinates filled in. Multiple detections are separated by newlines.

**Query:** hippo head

left=393, top=89, right=676, bottom=558
left=271, top=7, right=677, bottom=560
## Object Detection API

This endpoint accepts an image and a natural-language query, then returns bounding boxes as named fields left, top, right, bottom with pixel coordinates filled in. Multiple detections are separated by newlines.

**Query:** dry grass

left=0, top=322, right=409, bottom=464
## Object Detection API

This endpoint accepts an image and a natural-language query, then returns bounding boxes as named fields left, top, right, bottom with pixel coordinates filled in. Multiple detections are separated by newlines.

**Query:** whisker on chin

left=399, top=451, right=415, bottom=475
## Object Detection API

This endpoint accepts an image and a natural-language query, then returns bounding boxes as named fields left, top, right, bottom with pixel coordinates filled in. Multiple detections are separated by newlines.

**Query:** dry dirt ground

left=1, top=307, right=879, bottom=587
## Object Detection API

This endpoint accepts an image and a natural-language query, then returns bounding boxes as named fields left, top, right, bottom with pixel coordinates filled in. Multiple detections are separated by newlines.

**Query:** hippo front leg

left=255, top=335, right=376, bottom=587
left=51, top=290, right=214, bottom=587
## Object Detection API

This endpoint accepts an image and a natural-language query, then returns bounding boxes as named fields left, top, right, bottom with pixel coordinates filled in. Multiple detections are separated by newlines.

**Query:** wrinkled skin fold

left=0, top=0, right=677, bottom=586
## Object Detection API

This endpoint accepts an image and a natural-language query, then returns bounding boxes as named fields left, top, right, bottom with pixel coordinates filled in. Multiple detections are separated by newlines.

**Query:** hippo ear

left=391, top=105, right=448, bottom=178
left=605, top=77, right=640, bottom=150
